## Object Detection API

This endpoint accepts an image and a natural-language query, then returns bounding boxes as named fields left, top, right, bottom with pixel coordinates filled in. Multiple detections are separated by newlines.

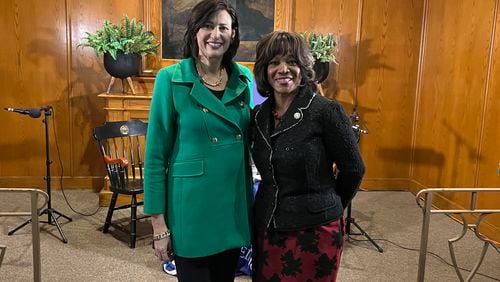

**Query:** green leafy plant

left=79, top=15, right=159, bottom=60
left=300, top=32, right=337, bottom=63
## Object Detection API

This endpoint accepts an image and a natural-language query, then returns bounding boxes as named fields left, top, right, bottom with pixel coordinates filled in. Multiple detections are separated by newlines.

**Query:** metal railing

left=416, top=188, right=500, bottom=282
left=0, top=188, right=49, bottom=282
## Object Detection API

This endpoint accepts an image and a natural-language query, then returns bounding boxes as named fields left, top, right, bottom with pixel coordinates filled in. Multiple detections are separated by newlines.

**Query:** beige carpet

left=0, top=190, right=498, bottom=281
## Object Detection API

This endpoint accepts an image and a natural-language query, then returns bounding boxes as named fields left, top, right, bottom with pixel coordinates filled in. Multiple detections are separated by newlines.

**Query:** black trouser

left=174, top=248, right=240, bottom=282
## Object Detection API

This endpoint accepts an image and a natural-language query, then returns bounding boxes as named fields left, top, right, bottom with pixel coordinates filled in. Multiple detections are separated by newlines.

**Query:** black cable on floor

left=51, top=111, right=101, bottom=216
left=347, top=235, right=500, bottom=281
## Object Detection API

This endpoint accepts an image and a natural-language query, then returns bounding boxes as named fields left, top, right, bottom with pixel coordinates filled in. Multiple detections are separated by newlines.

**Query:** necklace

left=272, top=109, right=283, bottom=121
left=196, top=64, right=224, bottom=87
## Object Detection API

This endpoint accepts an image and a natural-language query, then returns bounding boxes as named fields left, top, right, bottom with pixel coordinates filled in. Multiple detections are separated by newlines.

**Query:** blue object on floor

left=163, top=260, right=177, bottom=276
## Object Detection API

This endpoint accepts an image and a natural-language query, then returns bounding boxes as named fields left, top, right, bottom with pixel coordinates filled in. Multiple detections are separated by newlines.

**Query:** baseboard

left=360, top=178, right=411, bottom=191
left=0, top=176, right=104, bottom=190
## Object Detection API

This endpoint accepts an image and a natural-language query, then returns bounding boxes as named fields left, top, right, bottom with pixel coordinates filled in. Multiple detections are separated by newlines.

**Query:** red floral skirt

left=254, top=217, right=344, bottom=282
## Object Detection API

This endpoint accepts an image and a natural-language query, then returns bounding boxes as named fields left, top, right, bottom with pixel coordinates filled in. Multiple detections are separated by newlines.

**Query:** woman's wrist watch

left=153, top=230, right=171, bottom=241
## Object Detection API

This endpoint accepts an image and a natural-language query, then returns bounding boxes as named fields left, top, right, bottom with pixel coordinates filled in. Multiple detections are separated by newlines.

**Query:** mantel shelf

left=98, top=93, right=152, bottom=99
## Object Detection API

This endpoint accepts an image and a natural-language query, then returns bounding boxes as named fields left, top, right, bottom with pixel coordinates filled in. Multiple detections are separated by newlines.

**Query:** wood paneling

left=0, top=0, right=143, bottom=188
left=69, top=0, right=143, bottom=181
left=413, top=0, right=495, bottom=189
left=357, top=0, right=423, bottom=183
left=412, top=0, right=499, bottom=241
left=291, top=0, right=423, bottom=188
left=476, top=0, right=500, bottom=241
left=0, top=0, right=70, bottom=181
left=291, top=0, right=360, bottom=104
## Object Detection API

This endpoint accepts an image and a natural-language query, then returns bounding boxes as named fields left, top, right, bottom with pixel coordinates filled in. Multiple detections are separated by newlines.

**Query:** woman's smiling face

left=267, top=54, right=302, bottom=95
left=196, top=10, right=234, bottom=61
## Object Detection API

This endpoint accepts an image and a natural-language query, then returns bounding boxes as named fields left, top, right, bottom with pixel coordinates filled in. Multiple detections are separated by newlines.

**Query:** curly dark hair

left=183, top=0, right=240, bottom=71
left=254, top=31, right=317, bottom=97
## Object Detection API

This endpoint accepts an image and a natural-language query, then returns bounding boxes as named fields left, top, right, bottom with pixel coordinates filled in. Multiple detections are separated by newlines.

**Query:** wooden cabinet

left=97, top=93, right=152, bottom=206
left=98, top=93, right=152, bottom=121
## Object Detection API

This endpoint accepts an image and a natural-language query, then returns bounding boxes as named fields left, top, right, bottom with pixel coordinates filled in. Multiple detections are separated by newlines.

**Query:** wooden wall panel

left=0, top=0, right=144, bottom=188
left=412, top=0, right=495, bottom=194
left=69, top=0, right=143, bottom=188
left=476, top=1, right=500, bottom=241
left=479, top=6, right=500, bottom=189
left=412, top=0, right=499, bottom=242
left=291, top=0, right=359, bottom=105
left=356, top=0, right=423, bottom=189
left=0, top=0, right=70, bottom=187
left=291, top=0, right=423, bottom=190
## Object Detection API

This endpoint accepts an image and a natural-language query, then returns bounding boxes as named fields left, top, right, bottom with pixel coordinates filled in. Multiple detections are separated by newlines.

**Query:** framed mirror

left=141, top=0, right=291, bottom=76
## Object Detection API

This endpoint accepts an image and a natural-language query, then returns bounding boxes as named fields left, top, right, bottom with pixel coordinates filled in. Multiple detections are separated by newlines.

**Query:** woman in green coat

left=144, top=1, right=253, bottom=281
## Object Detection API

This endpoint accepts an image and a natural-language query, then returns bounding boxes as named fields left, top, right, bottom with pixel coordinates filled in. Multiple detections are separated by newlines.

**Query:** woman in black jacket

left=251, top=31, right=365, bottom=281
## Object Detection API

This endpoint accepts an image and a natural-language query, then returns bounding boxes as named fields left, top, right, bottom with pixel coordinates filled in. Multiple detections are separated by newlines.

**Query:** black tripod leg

left=8, top=209, right=47, bottom=235
left=346, top=204, right=353, bottom=235
left=8, top=219, right=33, bottom=235
left=345, top=202, right=383, bottom=253
left=51, top=209, right=72, bottom=222
left=47, top=209, right=68, bottom=243
left=349, top=220, right=383, bottom=253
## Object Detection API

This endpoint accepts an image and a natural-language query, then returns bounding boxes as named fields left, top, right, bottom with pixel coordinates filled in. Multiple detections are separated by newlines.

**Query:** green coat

left=144, top=58, right=253, bottom=257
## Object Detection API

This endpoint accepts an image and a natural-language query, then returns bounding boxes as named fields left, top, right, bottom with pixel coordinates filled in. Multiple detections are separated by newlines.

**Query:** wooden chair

left=93, top=119, right=148, bottom=248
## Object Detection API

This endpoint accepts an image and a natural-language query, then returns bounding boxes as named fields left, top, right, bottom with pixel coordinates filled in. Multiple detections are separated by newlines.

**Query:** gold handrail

left=416, top=187, right=500, bottom=282
left=0, top=188, right=49, bottom=282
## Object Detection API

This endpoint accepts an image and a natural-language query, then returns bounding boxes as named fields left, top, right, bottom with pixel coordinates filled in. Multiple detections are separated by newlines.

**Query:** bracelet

left=153, top=230, right=171, bottom=241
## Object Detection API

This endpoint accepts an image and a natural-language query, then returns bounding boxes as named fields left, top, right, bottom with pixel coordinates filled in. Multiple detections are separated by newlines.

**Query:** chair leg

left=130, top=195, right=137, bottom=248
left=103, top=192, right=118, bottom=233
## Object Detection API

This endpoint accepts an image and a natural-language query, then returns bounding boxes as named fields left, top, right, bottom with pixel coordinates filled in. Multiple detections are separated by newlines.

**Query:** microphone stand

left=8, top=107, right=72, bottom=243
left=345, top=107, right=383, bottom=253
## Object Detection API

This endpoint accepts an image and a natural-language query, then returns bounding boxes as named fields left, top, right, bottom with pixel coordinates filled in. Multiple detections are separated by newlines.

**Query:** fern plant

left=79, top=15, right=159, bottom=60
left=300, top=32, right=337, bottom=63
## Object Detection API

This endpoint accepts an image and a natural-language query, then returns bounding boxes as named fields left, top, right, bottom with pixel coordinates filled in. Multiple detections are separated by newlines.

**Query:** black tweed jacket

left=251, top=89, right=365, bottom=233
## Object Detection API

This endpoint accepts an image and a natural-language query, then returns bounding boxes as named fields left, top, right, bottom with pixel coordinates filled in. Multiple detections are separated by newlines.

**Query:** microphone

left=4, top=107, right=42, bottom=118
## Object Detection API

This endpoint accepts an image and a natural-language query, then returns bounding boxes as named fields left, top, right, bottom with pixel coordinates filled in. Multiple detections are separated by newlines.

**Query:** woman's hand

left=153, top=234, right=173, bottom=263
left=151, top=214, right=173, bottom=264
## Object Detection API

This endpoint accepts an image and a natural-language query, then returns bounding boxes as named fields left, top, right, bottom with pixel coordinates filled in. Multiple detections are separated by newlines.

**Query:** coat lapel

left=172, top=59, right=250, bottom=128
left=221, top=65, right=250, bottom=105
left=271, top=91, right=316, bottom=138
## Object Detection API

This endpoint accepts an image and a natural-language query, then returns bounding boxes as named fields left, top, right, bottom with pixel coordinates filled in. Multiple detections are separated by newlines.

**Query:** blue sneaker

left=163, top=260, right=177, bottom=276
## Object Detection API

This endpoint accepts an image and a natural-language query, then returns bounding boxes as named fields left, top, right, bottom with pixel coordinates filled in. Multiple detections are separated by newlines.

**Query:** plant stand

left=103, top=52, right=140, bottom=94
left=316, top=83, right=325, bottom=96
left=106, top=77, right=136, bottom=94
